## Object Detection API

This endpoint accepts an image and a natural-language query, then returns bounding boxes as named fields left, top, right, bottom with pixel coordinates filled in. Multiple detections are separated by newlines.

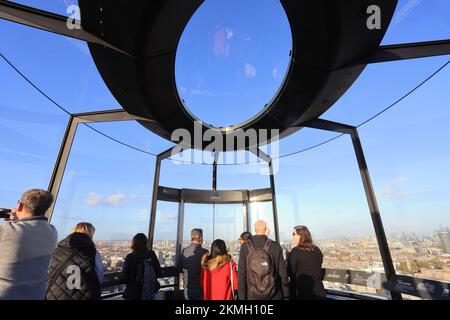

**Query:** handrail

left=100, top=267, right=450, bottom=300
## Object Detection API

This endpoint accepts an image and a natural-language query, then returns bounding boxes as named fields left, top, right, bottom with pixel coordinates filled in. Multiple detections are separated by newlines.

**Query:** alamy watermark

left=366, top=5, right=382, bottom=30
left=170, top=121, right=280, bottom=175
left=66, top=265, right=81, bottom=290
left=66, top=5, right=81, bottom=30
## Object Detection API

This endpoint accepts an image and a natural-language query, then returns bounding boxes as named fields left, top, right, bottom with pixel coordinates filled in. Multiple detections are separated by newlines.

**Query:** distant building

left=158, top=251, right=164, bottom=264
left=437, top=227, right=450, bottom=254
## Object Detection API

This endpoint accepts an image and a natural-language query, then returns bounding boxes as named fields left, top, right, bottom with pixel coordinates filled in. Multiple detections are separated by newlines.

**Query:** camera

left=0, top=208, right=12, bottom=219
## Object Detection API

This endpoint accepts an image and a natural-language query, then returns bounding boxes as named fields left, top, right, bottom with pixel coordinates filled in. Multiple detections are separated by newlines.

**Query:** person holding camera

left=0, top=189, right=58, bottom=300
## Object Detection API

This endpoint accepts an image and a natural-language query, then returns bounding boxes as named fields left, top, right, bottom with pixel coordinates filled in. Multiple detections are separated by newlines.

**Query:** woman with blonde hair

left=46, top=222, right=103, bottom=300
left=287, top=225, right=325, bottom=300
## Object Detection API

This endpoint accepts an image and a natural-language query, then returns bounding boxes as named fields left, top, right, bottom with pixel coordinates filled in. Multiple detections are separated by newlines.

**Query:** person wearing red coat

left=200, top=239, right=238, bottom=300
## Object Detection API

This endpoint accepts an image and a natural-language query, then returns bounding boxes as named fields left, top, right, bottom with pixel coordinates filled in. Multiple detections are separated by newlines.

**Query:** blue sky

left=0, top=0, right=449, bottom=244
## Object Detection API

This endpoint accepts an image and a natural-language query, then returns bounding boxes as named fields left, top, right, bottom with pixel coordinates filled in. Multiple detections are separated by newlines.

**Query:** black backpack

left=246, top=239, right=276, bottom=299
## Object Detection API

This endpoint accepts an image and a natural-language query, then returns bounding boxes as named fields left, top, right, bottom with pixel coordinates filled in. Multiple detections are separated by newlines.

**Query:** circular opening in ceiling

left=175, top=0, right=293, bottom=128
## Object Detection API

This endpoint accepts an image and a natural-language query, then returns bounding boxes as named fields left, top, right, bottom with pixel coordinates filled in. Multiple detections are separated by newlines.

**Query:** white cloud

left=85, top=192, right=101, bottom=206
left=377, top=177, right=410, bottom=199
left=377, top=188, right=395, bottom=198
left=105, top=193, right=125, bottom=206
left=388, top=177, right=408, bottom=186
left=225, top=28, right=234, bottom=40
left=85, top=192, right=126, bottom=207
left=272, top=67, right=279, bottom=79
left=190, top=89, right=213, bottom=96
left=157, top=211, right=178, bottom=221
left=245, top=63, right=256, bottom=78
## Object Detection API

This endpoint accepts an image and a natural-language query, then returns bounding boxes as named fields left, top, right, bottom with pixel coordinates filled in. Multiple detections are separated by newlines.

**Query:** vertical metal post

left=244, top=193, right=250, bottom=232
left=268, top=159, right=280, bottom=243
left=175, top=198, right=185, bottom=289
left=148, top=147, right=175, bottom=249
left=350, top=128, right=402, bottom=300
left=46, top=115, right=79, bottom=220
left=148, top=157, right=162, bottom=249
left=247, top=148, right=280, bottom=242
left=212, top=162, right=217, bottom=191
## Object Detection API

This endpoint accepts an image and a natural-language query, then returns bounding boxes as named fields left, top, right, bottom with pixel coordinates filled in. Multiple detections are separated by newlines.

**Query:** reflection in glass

left=182, top=203, right=213, bottom=251
left=48, top=124, right=154, bottom=294
left=249, top=201, right=275, bottom=239
left=0, top=58, right=68, bottom=225
left=0, top=18, right=121, bottom=114
left=175, top=0, right=292, bottom=127
left=359, top=64, right=450, bottom=285
left=322, top=56, right=450, bottom=126
left=382, top=0, right=450, bottom=45
left=275, top=132, right=389, bottom=298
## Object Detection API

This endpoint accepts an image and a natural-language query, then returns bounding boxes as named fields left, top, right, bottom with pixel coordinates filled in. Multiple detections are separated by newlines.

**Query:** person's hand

left=7, top=208, right=19, bottom=221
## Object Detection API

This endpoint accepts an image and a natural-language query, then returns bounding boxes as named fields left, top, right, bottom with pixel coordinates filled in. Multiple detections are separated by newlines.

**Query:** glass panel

left=0, top=56, right=68, bottom=225
left=217, top=162, right=270, bottom=190
left=160, top=158, right=214, bottom=190
left=182, top=203, right=214, bottom=251
left=382, top=0, right=450, bottom=45
left=267, top=128, right=342, bottom=158
left=89, top=121, right=175, bottom=155
left=321, top=56, right=450, bottom=126
left=175, top=0, right=292, bottom=128
left=48, top=123, right=154, bottom=295
left=0, top=19, right=121, bottom=113
left=152, top=201, right=179, bottom=290
left=275, top=131, right=389, bottom=298
left=9, top=0, right=79, bottom=17
left=152, top=201, right=179, bottom=268
left=214, top=204, right=245, bottom=263
left=359, top=62, right=450, bottom=288
left=249, top=201, right=275, bottom=240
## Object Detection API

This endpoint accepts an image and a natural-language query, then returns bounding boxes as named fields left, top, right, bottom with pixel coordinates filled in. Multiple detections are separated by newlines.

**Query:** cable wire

left=1, top=51, right=449, bottom=165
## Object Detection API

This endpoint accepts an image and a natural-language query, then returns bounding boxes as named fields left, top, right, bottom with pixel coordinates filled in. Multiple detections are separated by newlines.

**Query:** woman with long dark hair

left=287, top=225, right=326, bottom=300
left=122, top=233, right=162, bottom=300
left=200, top=239, right=238, bottom=300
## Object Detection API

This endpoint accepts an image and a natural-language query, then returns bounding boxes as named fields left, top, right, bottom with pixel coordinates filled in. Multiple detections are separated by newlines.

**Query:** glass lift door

left=154, top=186, right=276, bottom=291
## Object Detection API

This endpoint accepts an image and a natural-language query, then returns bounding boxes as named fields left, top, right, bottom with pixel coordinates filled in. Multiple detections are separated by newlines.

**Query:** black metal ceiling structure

left=2, top=0, right=449, bottom=151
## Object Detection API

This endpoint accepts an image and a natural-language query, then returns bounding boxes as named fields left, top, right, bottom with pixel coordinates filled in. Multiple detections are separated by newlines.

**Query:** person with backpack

left=121, top=233, right=162, bottom=300
left=238, top=220, right=289, bottom=300
left=46, top=222, right=103, bottom=300
left=200, top=239, right=238, bottom=300
left=287, top=225, right=325, bottom=300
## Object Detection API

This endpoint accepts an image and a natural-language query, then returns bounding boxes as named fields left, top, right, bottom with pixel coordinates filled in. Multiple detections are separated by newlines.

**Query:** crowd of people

left=0, top=189, right=325, bottom=300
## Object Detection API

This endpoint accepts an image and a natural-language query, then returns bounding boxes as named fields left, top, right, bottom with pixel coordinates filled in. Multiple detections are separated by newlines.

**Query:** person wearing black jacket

left=121, top=233, right=162, bottom=300
left=238, top=220, right=290, bottom=300
left=46, top=222, right=102, bottom=300
left=287, top=225, right=326, bottom=300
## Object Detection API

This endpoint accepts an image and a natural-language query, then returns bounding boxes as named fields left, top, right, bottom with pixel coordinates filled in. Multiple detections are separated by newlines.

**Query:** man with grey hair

left=178, top=228, right=208, bottom=300
left=0, top=189, right=58, bottom=300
